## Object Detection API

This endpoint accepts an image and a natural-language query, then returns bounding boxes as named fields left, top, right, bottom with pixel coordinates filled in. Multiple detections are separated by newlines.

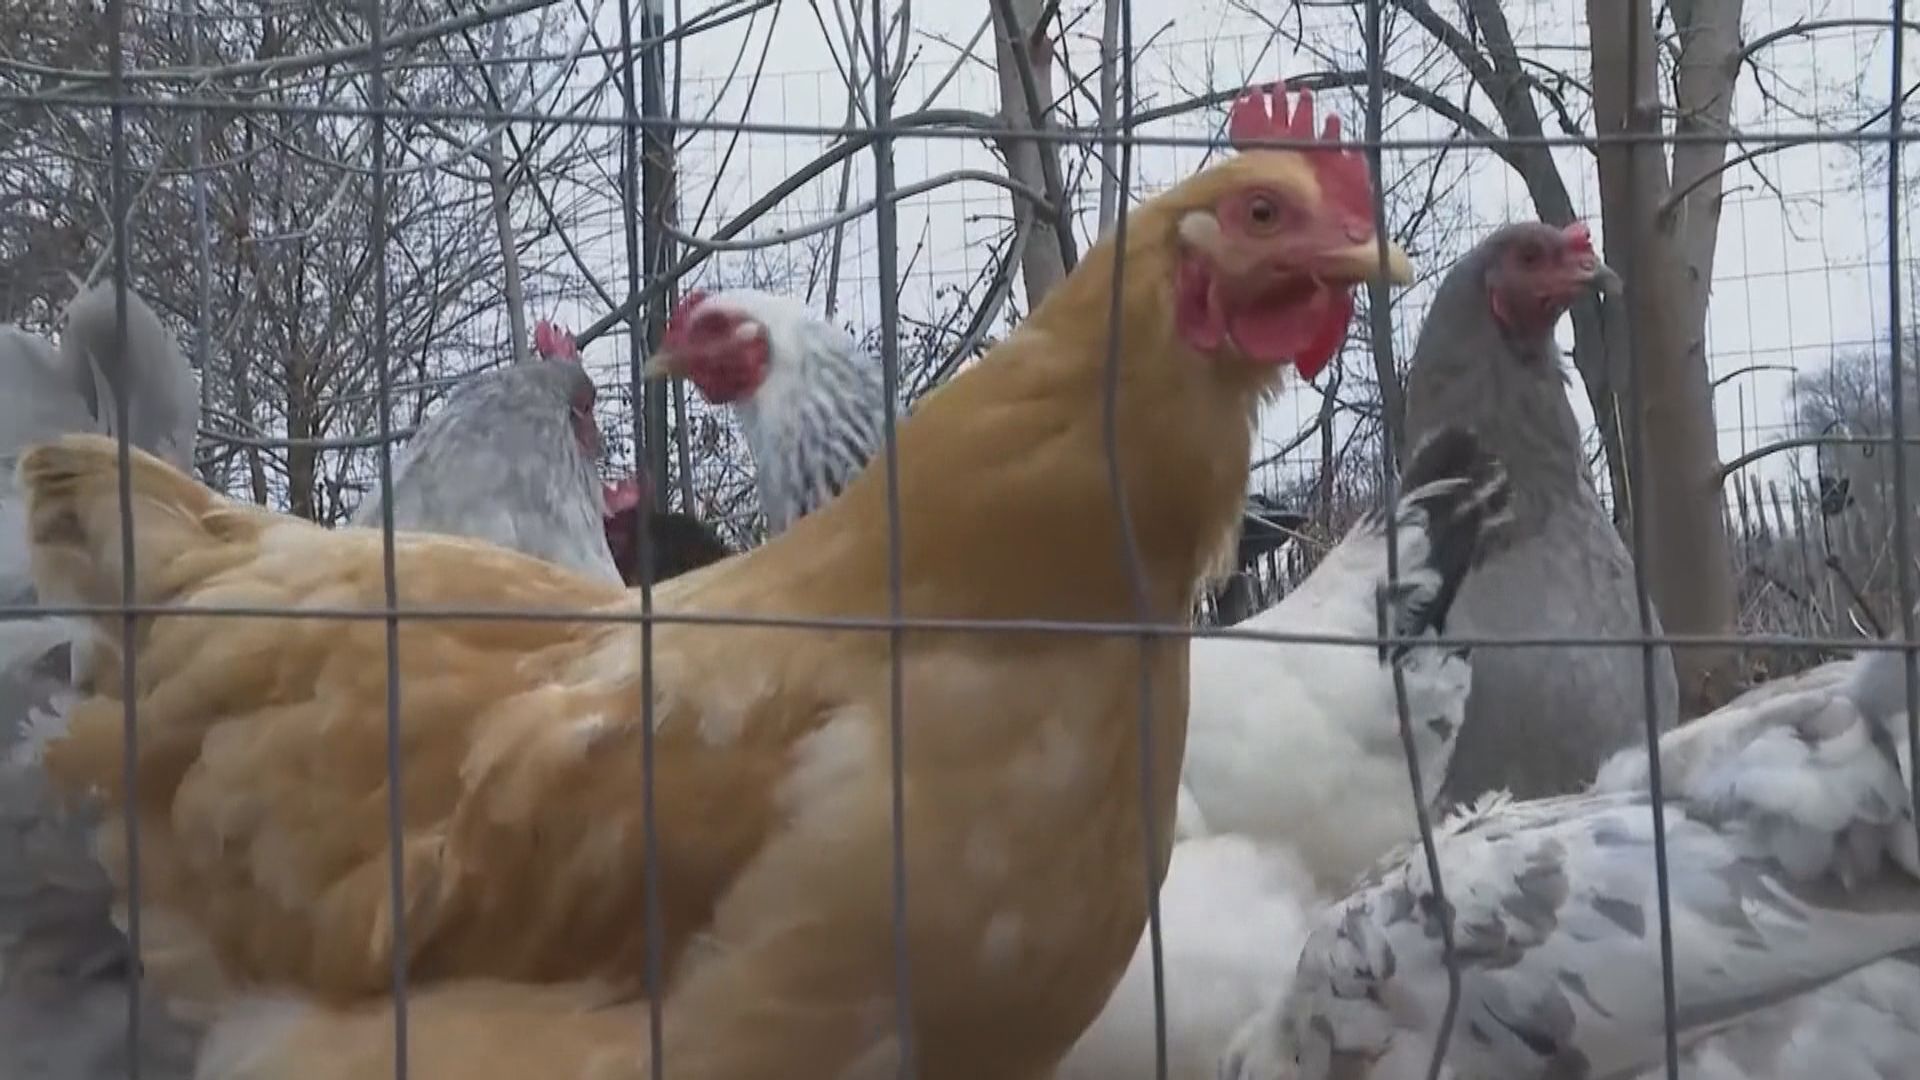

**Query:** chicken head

left=645, top=289, right=772, bottom=404
left=1483, top=220, right=1621, bottom=340
left=599, top=472, right=733, bottom=586
left=1168, top=82, right=1414, bottom=380
left=601, top=473, right=647, bottom=582
left=529, top=319, right=604, bottom=459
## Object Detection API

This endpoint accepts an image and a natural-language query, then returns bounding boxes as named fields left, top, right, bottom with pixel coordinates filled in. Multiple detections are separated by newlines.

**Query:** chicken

left=647, top=200, right=1518, bottom=1080
left=1618, top=657, right=1920, bottom=1080
left=354, top=319, right=726, bottom=589
left=1217, top=639, right=1920, bottom=1080
left=1400, top=220, right=1678, bottom=805
left=644, top=288, right=887, bottom=535
left=1059, top=425, right=1512, bottom=1080
left=352, top=319, right=623, bottom=584
left=15, top=79, right=1413, bottom=1080
left=2, top=282, right=200, bottom=595
left=0, top=279, right=201, bottom=1080
left=1173, top=426, right=1511, bottom=892
left=646, top=288, right=1319, bottom=549
left=600, top=475, right=732, bottom=586
left=51, top=279, right=202, bottom=473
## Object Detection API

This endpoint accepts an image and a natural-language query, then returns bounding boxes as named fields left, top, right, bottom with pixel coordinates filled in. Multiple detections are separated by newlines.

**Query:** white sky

left=547, top=0, right=1920, bottom=508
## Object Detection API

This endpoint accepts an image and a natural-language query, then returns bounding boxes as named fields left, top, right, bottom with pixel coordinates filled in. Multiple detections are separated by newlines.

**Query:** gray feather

left=350, top=360, right=621, bottom=585
left=1404, top=226, right=1681, bottom=804
left=0, top=282, right=201, bottom=1080
left=58, top=281, right=201, bottom=474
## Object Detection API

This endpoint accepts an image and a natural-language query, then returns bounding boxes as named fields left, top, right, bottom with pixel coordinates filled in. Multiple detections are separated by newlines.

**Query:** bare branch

left=573, top=107, right=1002, bottom=345
left=663, top=169, right=1053, bottom=254
left=1717, top=435, right=1920, bottom=485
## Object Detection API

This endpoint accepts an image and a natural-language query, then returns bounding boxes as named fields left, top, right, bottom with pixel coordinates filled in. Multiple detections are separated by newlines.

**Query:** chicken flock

left=0, top=79, right=1917, bottom=1080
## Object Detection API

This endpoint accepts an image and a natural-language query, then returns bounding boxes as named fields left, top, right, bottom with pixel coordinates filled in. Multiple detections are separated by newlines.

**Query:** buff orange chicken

left=16, top=80, right=1411, bottom=1080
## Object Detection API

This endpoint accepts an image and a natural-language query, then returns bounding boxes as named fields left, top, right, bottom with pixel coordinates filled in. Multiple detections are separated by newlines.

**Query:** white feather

left=1058, top=838, right=1323, bottom=1080
left=1221, top=647, right=1920, bottom=1080
left=1070, top=430, right=1507, bottom=1080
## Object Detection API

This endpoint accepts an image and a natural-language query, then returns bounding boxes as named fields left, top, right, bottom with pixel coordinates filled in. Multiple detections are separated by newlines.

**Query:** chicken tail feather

left=1376, top=425, right=1512, bottom=660
left=60, top=280, right=201, bottom=470
left=17, top=432, right=237, bottom=617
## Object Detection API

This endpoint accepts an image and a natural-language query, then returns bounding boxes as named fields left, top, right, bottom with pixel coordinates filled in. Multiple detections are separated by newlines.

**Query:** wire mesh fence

left=3, top=1, right=1920, bottom=1079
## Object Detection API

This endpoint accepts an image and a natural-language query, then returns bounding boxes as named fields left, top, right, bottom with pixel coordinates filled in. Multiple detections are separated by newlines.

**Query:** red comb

left=1228, top=80, right=1377, bottom=229
left=1562, top=221, right=1594, bottom=253
left=533, top=319, right=579, bottom=363
left=1228, top=82, right=1322, bottom=145
left=663, top=289, right=710, bottom=350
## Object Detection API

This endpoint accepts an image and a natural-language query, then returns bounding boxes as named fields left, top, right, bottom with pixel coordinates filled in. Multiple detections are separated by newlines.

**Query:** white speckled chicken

left=1219, top=638, right=1920, bottom=1080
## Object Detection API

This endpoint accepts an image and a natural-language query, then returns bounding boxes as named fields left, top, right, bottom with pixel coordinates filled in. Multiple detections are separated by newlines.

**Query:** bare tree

left=1249, top=0, right=1912, bottom=709
left=1791, top=342, right=1920, bottom=630
left=989, top=0, right=1075, bottom=303
left=0, top=0, right=727, bottom=523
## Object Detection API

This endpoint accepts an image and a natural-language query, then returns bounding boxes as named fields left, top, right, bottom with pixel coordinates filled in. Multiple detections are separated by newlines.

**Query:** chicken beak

left=1583, top=258, right=1623, bottom=295
left=641, top=350, right=684, bottom=380
left=1311, top=238, right=1415, bottom=287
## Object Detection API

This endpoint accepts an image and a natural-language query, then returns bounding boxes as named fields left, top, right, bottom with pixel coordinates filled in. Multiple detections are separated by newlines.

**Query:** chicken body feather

left=18, top=119, right=1413, bottom=1080
left=1061, top=427, right=1510, bottom=1080
left=350, top=359, right=620, bottom=584
left=1403, top=223, right=1679, bottom=805
left=1219, top=643, right=1920, bottom=1080
left=1178, top=428, right=1510, bottom=892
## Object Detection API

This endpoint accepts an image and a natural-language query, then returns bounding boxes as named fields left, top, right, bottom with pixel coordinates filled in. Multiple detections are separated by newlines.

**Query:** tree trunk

left=639, top=2, right=676, bottom=501
left=1587, top=0, right=1740, bottom=713
left=1666, top=0, right=1745, bottom=345
left=1450, top=0, right=1632, bottom=519
left=990, top=0, right=1071, bottom=305
left=483, top=19, right=527, bottom=365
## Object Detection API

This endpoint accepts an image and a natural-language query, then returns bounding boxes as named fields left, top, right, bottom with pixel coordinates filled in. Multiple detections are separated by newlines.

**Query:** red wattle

left=1293, top=289, right=1355, bottom=381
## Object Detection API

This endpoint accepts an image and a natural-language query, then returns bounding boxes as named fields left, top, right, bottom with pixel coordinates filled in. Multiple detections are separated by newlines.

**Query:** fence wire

left=10, top=1, right=1920, bottom=1080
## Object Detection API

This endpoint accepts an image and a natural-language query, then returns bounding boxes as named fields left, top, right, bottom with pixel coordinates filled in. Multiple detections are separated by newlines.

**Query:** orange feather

left=19, top=119, right=1409, bottom=1080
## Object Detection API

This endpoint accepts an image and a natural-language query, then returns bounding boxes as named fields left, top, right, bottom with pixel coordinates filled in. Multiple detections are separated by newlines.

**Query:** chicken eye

left=1247, top=195, right=1281, bottom=231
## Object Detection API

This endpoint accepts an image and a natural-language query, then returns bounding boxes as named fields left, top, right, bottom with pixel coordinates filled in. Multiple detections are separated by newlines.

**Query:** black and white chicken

left=643, top=288, right=888, bottom=535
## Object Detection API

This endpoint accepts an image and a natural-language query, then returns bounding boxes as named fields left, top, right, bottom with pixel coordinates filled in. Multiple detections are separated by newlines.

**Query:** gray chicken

left=1403, top=221, right=1682, bottom=804
left=353, top=319, right=730, bottom=588
left=349, top=319, right=625, bottom=584
left=0, top=279, right=201, bottom=1080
